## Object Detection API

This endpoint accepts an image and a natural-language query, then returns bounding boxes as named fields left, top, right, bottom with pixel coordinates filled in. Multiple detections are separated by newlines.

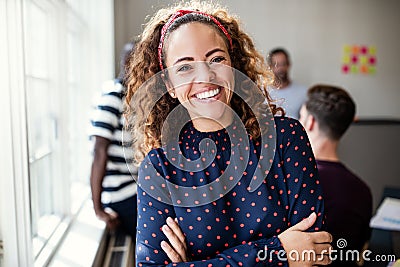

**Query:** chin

left=192, top=101, right=231, bottom=124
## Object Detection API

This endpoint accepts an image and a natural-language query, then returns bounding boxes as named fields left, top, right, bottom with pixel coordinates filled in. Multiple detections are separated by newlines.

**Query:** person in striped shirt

left=89, top=43, right=137, bottom=238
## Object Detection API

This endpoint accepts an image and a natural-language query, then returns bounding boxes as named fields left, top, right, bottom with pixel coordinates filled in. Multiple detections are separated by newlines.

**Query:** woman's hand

left=278, top=212, right=333, bottom=267
left=161, top=217, right=191, bottom=263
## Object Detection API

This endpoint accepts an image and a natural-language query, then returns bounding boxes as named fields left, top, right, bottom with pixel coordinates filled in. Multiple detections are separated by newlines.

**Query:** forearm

left=137, top=236, right=287, bottom=267
left=90, top=144, right=108, bottom=212
left=137, top=189, right=287, bottom=267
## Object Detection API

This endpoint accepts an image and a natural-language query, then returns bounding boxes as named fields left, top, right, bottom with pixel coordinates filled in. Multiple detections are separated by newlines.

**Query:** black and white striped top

left=90, top=80, right=137, bottom=204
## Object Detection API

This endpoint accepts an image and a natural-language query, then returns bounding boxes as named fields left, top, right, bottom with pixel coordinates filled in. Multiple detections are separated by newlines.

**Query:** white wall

left=114, top=0, right=165, bottom=75
left=220, top=0, right=400, bottom=119
left=115, top=0, right=400, bottom=119
left=338, top=123, right=400, bottom=210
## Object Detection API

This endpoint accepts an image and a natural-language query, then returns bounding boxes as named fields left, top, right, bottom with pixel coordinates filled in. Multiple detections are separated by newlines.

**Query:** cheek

left=226, top=88, right=234, bottom=105
left=174, top=84, right=192, bottom=100
left=216, top=67, right=235, bottom=88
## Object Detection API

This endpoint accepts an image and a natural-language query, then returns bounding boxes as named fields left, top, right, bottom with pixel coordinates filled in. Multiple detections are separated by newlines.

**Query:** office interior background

left=1, top=0, right=399, bottom=266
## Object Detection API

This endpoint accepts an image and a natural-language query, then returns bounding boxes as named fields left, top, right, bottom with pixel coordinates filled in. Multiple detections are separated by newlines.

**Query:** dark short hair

left=305, top=84, right=356, bottom=140
left=266, top=47, right=290, bottom=66
left=118, top=41, right=136, bottom=81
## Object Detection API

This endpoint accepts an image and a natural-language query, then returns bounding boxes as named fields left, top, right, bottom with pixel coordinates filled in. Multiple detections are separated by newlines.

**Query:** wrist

left=277, top=232, right=290, bottom=253
left=94, top=207, right=105, bottom=216
left=254, top=236, right=286, bottom=264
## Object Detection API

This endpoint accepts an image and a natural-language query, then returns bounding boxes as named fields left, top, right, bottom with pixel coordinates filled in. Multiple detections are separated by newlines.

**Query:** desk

left=364, top=187, right=400, bottom=267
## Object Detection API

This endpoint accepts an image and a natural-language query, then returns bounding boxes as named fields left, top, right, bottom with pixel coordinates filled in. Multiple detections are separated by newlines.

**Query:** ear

left=161, top=72, right=176, bottom=98
left=300, top=107, right=315, bottom=132
left=307, top=114, right=316, bottom=131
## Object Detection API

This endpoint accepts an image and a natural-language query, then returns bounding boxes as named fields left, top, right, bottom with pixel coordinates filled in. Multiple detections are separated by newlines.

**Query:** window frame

left=0, top=0, right=33, bottom=265
left=0, top=0, right=115, bottom=266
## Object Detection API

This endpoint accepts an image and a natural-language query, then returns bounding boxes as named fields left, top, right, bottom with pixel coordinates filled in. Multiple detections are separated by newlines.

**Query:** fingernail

left=167, top=217, right=173, bottom=223
left=162, top=225, right=170, bottom=232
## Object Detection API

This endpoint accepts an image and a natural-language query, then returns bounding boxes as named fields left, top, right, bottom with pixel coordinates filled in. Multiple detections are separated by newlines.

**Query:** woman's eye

left=176, top=64, right=193, bottom=73
left=211, top=56, right=225, bottom=63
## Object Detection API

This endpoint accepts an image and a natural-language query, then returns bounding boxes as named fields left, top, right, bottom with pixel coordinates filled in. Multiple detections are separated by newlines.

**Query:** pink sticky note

left=369, top=56, right=376, bottom=65
left=360, top=46, right=368, bottom=54
left=342, top=64, right=349, bottom=74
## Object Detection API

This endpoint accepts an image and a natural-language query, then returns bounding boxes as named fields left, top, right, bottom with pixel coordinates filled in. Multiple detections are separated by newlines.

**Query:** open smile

left=192, top=86, right=223, bottom=101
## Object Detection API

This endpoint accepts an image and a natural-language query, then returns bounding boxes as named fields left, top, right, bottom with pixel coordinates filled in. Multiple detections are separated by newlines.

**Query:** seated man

left=299, top=84, right=373, bottom=266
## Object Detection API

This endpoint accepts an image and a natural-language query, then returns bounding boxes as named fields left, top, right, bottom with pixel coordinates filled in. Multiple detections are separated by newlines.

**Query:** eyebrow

left=173, top=48, right=227, bottom=65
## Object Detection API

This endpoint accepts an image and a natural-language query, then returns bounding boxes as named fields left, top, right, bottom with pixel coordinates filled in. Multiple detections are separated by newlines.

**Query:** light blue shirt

left=268, top=82, right=308, bottom=119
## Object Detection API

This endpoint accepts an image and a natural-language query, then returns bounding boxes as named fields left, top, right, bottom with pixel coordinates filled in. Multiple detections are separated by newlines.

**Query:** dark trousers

left=105, top=195, right=137, bottom=239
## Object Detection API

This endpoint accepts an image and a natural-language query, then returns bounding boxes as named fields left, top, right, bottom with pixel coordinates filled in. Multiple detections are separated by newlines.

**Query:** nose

left=195, top=62, right=216, bottom=82
left=273, top=62, right=287, bottom=70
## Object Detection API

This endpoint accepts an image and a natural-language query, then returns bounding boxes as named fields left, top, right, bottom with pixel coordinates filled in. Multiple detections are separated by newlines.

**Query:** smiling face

left=163, top=22, right=234, bottom=132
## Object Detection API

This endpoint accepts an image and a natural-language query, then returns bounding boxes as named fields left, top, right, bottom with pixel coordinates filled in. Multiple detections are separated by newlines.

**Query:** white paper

left=370, top=197, right=400, bottom=231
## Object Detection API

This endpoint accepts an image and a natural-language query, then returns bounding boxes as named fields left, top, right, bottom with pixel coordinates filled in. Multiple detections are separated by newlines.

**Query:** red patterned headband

left=158, top=9, right=233, bottom=70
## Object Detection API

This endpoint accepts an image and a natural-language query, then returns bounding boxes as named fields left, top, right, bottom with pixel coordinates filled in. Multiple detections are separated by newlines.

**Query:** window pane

left=24, top=0, right=61, bottom=259
left=25, top=1, right=48, bottom=78
left=67, top=23, right=91, bottom=215
left=25, top=71, right=60, bottom=260
left=18, top=0, right=114, bottom=264
left=25, top=77, right=54, bottom=154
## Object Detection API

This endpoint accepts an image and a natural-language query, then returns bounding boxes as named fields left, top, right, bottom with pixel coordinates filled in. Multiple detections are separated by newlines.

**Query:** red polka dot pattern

left=136, top=117, right=325, bottom=266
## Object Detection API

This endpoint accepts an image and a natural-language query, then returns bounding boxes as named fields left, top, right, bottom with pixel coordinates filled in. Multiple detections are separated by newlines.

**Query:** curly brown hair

left=124, top=1, right=282, bottom=163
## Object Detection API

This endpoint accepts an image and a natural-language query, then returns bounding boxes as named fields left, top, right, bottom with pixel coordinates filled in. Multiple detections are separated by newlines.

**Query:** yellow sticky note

left=342, top=55, right=350, bottom=64
left=369, top=46, right=377, bottom=55
left=360, top=56, right=367, bottom=64
left=343, top=45, right=351, bottom=54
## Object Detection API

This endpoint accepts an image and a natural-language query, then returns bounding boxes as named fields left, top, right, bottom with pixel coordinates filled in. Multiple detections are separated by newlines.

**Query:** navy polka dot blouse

left=136, top=116, right=325, bottom=266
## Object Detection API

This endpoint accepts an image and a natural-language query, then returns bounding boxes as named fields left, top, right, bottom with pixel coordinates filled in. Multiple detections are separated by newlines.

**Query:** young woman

left=124, top=2, right=332, bottom=266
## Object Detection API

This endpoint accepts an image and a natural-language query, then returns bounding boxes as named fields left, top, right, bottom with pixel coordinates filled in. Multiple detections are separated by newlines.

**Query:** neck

left=191, top=112, right=233, bottom=133
left=310, top=136, right=340, bottom=162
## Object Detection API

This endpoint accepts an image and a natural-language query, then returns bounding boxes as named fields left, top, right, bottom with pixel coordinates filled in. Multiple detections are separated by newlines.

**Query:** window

left=24, top=1, right=64, bottom=258
left=0, top=0, right=114, bottom=265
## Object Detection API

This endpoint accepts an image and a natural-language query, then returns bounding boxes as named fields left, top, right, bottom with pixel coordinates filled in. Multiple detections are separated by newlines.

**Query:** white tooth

left=209, top=89, right=215, bottom=97
left=196, top=88, right=220, bottom=99
left=212, top=88, right=219, bottom=96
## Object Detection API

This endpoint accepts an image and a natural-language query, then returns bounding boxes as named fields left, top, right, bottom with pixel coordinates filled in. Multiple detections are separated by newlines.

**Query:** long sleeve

left=135, top=117, right=325, bottom=267
left=136, top=156, right=287, bottom=267
left=276, top=117, right=325, bottom=230
left=136, top=186, right=287, bottom=267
